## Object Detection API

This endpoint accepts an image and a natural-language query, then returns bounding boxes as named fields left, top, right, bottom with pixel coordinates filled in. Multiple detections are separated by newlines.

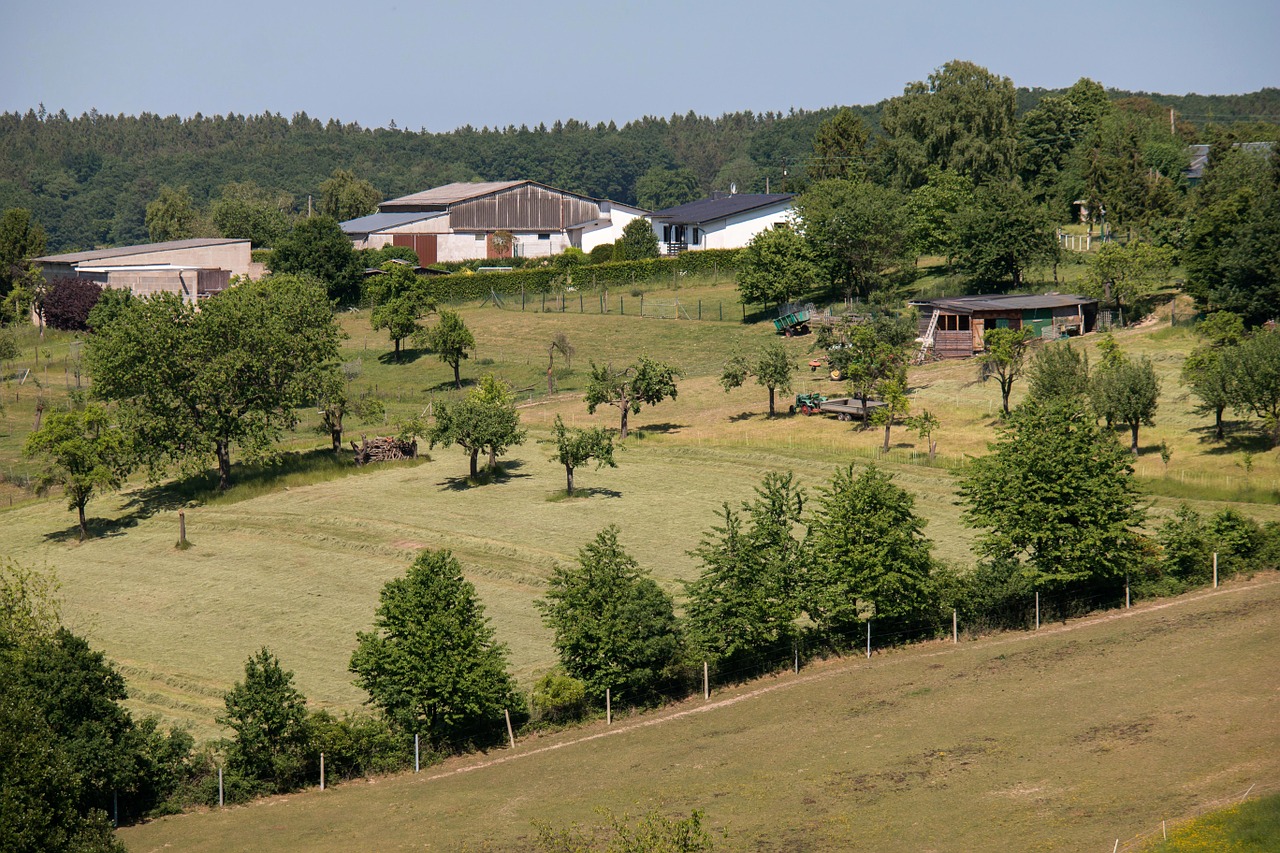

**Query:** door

left=971, top=318, right=985, bottom=352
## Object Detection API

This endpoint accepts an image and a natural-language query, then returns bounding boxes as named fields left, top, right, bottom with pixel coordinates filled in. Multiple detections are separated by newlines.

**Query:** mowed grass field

left=119, top=577, right=1280, bottom=852
left=3, top=280, right=1280, bottom=740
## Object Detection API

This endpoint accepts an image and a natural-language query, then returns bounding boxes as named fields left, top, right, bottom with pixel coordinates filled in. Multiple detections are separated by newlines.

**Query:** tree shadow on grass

left=376, top=347, right=430, bottom=365
left=42, top=515, right=140, bottom=544
left=424, top=377, right=476, bottom=393
left=631, top=422, right=685, bottom=437
left=438, top=463, right=533, bottom=491
left=546, top=486, right=623, bottom=501
left=1201, top=430, right=1272, bottom=455
left=728, top=411, right=763, bottom=422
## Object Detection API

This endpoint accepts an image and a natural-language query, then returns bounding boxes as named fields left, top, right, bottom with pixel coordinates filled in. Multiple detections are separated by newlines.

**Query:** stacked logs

left=351, top=435, right=418, bottom=466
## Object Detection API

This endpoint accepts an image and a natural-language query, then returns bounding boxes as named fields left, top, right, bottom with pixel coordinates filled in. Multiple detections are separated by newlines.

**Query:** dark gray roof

left=912, top=293, right=1097, bottom=314
left=1183, top=141, right=1274, bottom=181
left=340, top=211, right=443, bottom=234
left=650, top=193, right=794, bottom=226
left=35, top=237, right=248, bottom=265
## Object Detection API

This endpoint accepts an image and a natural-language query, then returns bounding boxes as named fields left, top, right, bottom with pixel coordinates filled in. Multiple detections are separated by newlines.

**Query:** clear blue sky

left=3, top=0, right=1276, bottom=130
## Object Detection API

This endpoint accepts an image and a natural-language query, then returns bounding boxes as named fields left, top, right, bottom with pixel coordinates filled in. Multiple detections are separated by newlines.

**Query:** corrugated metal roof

left=35, top=238, right=248, bottom=265
left=340, top=211, right=443, bottom=234
left=380, top=181, right=527, bottom=209
left=913, top=293, right=1097, bottom=313
left=650, top=193, right=794, bottom=225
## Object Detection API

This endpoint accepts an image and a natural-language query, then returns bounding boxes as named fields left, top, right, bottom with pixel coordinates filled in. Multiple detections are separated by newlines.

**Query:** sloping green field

left=119, top=578, right=1280, bottom=851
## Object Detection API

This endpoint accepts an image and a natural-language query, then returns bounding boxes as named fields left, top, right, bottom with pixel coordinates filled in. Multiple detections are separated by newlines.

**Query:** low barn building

left=343, top=181, right=648, bottom=263
left=648, top=192, right=794, bottom=255
left=911, top=293, right=1099, bottom=360
left=33, top=237, right=256, bottom=305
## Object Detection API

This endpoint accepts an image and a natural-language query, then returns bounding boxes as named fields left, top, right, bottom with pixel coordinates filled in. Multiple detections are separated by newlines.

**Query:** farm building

left=342, top=181, right=648, bottom=263
left=910, top=293, right=1099, bottom=360
left=32, top=237, right=258, bottom=305
left=648, top=192, right=794, bottom=255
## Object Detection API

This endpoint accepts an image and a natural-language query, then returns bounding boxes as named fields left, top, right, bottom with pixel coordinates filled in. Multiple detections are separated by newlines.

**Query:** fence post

left=580, top=293, right=583, bottom=313
left=178, top=510, right=187, bottom=547
left=1035, top=591, right=1040, bottom=630
left=218, top=767, right=224, bottom=808
left=698, top=299, right=702, bottom=320
left=640, top=293, right=644, bottom=316
left=953, top=609, right=958, bottom=643
left=620, top=296, right=624, bottom=315
left=606, top=688, right=612, bottom=725
left=414, top=733, right=419, bottom=773
left=720, top=302, right=723, bottom=321
left=703, top=661, right=709, bottom=699
left=866, top=621, right=871, bottom=659
left=793, top=640, right=798, bottom=673
left=505, top=708, right=516, bottom=748
left=541, top=293, right=546, bottom=312
left=1213, top=552, right=1218, bottom=587
left=320, top=752, right=325, bottom=790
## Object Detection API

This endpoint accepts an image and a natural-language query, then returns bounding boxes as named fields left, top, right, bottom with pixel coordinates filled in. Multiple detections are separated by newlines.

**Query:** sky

left=2, top=0, right=1276, bottom=131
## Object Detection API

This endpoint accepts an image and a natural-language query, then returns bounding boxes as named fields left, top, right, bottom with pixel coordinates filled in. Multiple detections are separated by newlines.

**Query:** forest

left=1, top=72, right=1277, bottom=253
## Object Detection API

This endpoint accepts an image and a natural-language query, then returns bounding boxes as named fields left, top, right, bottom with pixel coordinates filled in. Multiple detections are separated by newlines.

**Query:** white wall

left=580, top=204, right=648, bottom=252
left=701, top=202, right=795, bottom=250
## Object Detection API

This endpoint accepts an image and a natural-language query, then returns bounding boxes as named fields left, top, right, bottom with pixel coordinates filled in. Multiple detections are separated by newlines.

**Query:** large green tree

left=953, top=180, right=1059, bottom=290
left=210, top=180, right=292, bottom=247
left=1090, top=354, right=1161, bottom=453
left=537, top=526, right=682, bottom=705
left=634, top=167, right=702, bottom=210
left=1229, top=329, right=1280, bottom=445
left=880, top=60, right=1019, bottom=190
left=1084, top=242, right=1175, bottom=318
left=803, top=464, right=935, bottom=635
left=318, top=168, right=381, bottom=221
left=958, top=397, right=1146, bottom=592
left=144, top=185, right=206, bottom=242
left=0, top=207, right=46, bottom=302
left=349, top=549, right=521, bottom=748
left=584, top=356, right=680, bottom=439
left=1026, top=340, right=1091, bottom=404
left=735, top=223, right=821, bottom=307
left=794, top=179, right=913, bottom=301
left=685, top=472, right=805, bottom=667
left=85, top=275, right=342, bottom=491
left=218, top=648, right=310, bottom=794
left=808, top=108, right=872, bottom=182
left=268, top=216, right=363, bottom=304
left=24, top=405, right=133, bottom=541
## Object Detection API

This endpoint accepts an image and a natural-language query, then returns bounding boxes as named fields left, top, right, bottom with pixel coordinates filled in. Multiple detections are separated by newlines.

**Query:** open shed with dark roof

left=910, top=293, right=1098, bottom=360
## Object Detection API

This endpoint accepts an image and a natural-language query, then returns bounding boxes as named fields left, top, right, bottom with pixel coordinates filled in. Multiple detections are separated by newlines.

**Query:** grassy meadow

left=3, top=272, right=1280, bottom=743
left=118, top=576, right=1280, bottom=851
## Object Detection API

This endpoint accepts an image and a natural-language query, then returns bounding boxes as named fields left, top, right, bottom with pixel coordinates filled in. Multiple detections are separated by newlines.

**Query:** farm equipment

left=791, top=392, right=827, bottom=415
left=773, top=302, right=814, bottom=337
left=815, top=397, right=886, bottom=422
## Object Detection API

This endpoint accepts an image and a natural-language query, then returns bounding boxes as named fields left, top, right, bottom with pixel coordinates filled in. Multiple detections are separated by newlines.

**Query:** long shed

left=910, top=294, right=1098, bottom=360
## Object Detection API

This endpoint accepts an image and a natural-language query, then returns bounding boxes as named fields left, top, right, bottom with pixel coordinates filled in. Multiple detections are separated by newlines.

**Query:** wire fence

left=476, top=286, right=755, bottom=324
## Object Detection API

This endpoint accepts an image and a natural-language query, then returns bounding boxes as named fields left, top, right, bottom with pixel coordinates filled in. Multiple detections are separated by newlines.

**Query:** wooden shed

left=911, top=294, right=1098, bottom=360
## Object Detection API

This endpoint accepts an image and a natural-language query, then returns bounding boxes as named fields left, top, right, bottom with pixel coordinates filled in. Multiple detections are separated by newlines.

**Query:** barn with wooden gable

left=911, top=293, right=1099, bottom=360
left=342, top=180, right=648, bottom=263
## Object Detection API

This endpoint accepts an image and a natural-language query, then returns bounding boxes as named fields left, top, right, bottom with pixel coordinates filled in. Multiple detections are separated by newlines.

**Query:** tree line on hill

left=0, top=66, right=1275, bottom=255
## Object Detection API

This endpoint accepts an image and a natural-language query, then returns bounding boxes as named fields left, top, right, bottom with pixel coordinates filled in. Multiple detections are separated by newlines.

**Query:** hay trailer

left=773, top=302, right=815, bottom=337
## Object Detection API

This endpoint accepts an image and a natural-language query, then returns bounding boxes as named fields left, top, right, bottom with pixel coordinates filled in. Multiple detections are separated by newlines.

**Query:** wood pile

left=352, top=435, right=418, bottom=466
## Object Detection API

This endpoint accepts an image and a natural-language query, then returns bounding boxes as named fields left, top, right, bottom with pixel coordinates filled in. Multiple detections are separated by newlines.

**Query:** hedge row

left=415, top=249, right=742, bottom=304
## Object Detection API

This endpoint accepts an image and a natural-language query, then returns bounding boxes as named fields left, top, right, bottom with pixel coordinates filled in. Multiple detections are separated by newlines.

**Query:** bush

left=43, top=276, right=102, bottom=331
left=530, top=668, right=589, bottom=724
left=306, top=711, right=412, bottom=782
left=1208, top=508, right=1264, bottom=575
left=588, top=243, right=616, bottom=264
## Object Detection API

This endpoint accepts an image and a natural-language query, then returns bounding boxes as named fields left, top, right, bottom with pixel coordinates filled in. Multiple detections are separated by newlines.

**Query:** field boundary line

left=414, top=575, right=1280, bottom=787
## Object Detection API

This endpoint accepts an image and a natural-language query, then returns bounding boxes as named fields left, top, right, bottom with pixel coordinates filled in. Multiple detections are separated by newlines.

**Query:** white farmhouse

left=648, top=193, right=794, bottom=255
left=341, top=181, right=648, bottom=263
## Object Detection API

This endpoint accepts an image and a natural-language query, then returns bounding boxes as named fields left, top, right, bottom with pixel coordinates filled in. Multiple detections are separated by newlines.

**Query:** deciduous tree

left=803, top=464, right=935, bottom=635
left=614, top=217, right=659, bottom=260
left=808, top=108, right=872, bottom=182
left=350, top=550, right=520, bottom=748
left=145, top=185, right=206, bottom=242
left=1229, top=329, right=1280, bottom=445
left=537, top=526, right=682, bottom=705
left=953, top=180, right=1059, bottom=290
left=1085, top=242, right=1175, bottom=318
left=958, top=397, right=1146, bottom=592
left=634, top=167, right=702, bottom=210
left=210, top=180, right=292, bottom=247
left=978, top=326, right=1034, bottom=414
left=85, top=275, right=342, bottom=491
left=585, top=356, right=680, bottom=439
left=420, top=309, right=475, bottom=389
left=427, top=375, right=526, bottom=478
left=319, top=168, right=381, bottom=221
left=268, top=216, right=363, bottom=304
left=1091, top=354, right=1161, bottom=453
left=720, top=340, right=795, bottom=416
left=794, top=179, right=913, bottom=301
left=0, top=207, right=46, bottom=301
left=735, top=223, right=821, bottom=307
left=1026, top=340, right=1090, bottom=404
left=218, top=648, right=310, bottom=793
left=549, top=414, right=616, bottom=495
left=25, top=405, right=133, bottom=541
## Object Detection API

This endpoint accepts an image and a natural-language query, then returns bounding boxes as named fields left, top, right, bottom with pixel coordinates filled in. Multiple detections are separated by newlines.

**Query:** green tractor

left=790, top=392, right=827, bottom=415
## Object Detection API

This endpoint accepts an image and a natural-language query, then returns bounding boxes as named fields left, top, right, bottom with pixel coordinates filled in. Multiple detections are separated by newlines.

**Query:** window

left=476, top=233, right=485, bottom=241
left=538, top=233, right=551, bottom=240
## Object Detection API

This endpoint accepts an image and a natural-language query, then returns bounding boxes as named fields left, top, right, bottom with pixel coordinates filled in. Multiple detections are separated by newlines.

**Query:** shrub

left=43, top=276, right=102, bottom=331
left=588, top=243, right=615, bottom=264
left=305, top=711, right=412, bottom=782
left=530, top=668, right=589, bottom=724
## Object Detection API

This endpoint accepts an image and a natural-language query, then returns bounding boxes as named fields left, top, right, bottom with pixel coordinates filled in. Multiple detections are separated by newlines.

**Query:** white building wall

left=580, top=204, right=648, bottom=252
left=703, top=203, right=795, bottom=250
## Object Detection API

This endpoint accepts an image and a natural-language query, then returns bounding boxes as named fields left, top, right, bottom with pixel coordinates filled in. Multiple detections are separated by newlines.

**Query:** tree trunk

left=453, top=361, right=462, bottom=389
left=929, top=439, right=937, bottom=462
left=619, top=404, right=629, bottom=440
left=330, top=412, right=343, bottom=454
left=216, top=440, right=232, bottom=491
left=768, top=386, right=776, bottom=417
left=882, top=424, right=891, bottom=453
left=469, top=448, right=479, bottom=478
left=1001, top=381, right=1012, bottom=415
left=565, top=464, right=575, bottom=495
left=394, top=338, right=401, bottom=362
left=487, top=446, right=497, bottom=470
left=1130, top=422, right=1140, bottom=455
left=77, top=501, right=88, bottom=542
left=1214, top=406, right=1225, bottom=441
